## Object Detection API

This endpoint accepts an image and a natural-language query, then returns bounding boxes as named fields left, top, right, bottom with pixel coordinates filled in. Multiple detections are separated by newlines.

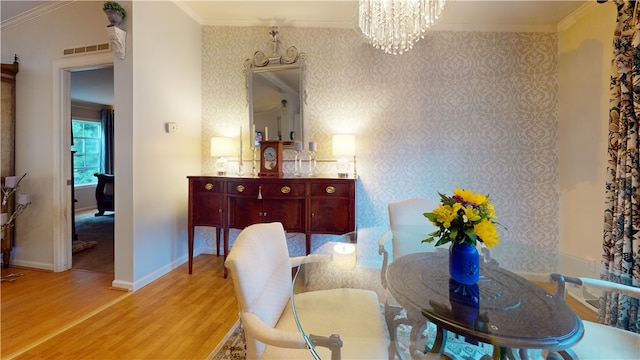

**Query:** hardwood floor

left=1, top=254, right=597, bottom=360
left=1, top=255, right=238, bottom=360
left=535, top=281, right=598, bottom=323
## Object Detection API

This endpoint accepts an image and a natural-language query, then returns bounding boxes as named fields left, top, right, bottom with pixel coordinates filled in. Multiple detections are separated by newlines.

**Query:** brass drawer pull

left=236, top=185, right=245, bottom=193
left=325, top=186, right=336, bottom=194
left=281, top=186, right=291, bottom=194
left=204, top=183, right=213, bottom=191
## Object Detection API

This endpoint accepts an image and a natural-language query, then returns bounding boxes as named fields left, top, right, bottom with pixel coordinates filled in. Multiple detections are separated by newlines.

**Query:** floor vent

left=63, top=43, right=111, bottom=57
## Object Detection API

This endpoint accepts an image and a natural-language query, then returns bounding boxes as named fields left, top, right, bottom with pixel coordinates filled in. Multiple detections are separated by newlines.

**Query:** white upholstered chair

left=378, top=197, right=440, bottom=263
left=377, top=198, right=442, bottom=358
left=549, top=274, right=640, bottom=359
left=225, top=222, right=388, bottom=359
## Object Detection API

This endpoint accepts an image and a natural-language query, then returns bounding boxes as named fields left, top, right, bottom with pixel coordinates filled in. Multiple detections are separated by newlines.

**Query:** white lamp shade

left=210, top=137, right=234, bottom=157
left=332, top=134, right=355, bottom=156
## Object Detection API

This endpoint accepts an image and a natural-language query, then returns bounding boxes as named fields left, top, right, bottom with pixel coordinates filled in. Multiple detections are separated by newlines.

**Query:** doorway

left=52, top=52, right=113, bottom=273
left=69, top=66, right=114, bottom=273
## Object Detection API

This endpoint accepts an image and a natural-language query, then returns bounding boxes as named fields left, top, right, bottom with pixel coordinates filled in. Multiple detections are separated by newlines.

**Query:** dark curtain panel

left=101, top=108, right=114, bottom=174
left=602, top=0, right=640, bottom=333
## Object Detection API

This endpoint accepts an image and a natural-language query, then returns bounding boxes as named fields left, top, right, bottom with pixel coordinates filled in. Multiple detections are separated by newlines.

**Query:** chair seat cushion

left=264, top=288, right=388, bottom=360
left=570, top=320, right=640, bottom=359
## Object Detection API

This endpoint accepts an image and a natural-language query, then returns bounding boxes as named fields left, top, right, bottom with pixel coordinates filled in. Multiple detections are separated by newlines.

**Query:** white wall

left=1, top=1, right=110, bottom=269
left=75, top=186, right=96, bottom=211
left=558, top=3, right=616, bottom=277
left=2, top=1, right=202, bottom=291
left=126, top=0, right=202, bottom=290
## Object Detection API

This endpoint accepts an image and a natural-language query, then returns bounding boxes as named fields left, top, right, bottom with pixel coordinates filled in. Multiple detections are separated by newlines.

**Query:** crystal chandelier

left=357, top=0, right=446, bottom=55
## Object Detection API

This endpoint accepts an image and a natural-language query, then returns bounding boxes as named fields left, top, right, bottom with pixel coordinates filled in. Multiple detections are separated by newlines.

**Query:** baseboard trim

left=111, top=280, right=133, bottom=291
left=5, top=260, right=54, bottom=271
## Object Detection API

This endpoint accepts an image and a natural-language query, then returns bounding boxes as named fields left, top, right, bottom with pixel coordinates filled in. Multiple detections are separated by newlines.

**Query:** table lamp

left=211, top=136, right=234, bottom=175
left=332, top=134, right=355, bottom=177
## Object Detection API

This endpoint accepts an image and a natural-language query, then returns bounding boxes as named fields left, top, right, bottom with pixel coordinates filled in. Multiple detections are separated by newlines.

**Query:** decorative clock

left=258, top=141, right=284, bottom=177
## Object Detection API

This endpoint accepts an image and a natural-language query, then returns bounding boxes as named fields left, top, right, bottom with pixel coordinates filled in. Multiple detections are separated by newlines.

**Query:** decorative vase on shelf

left=449, top=241, right=480, bottom=285
left=104, top=9, right=124, bottom=26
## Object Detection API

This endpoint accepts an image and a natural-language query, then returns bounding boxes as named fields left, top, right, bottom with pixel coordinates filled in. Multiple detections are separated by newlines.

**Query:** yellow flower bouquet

left=422, top=189, right=500, bottom=249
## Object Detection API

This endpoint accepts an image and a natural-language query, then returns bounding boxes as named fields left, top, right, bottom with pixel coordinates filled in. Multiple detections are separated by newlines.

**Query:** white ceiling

left=2, top=0, right=594, bottom=105
left=2, top=1, right=592, bottom=31
left=176, top=1, right=590, bottom=31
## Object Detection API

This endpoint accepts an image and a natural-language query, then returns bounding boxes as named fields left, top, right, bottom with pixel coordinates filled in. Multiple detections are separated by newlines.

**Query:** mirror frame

left=244, top=27, right=307, bottom=148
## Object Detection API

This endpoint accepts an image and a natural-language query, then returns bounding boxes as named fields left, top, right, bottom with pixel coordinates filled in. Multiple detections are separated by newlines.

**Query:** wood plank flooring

left=1, top=255, right=238, bottom=360
left=1, top=254, right=597, bottom=360
left=535, top=281, right=597, bottom=323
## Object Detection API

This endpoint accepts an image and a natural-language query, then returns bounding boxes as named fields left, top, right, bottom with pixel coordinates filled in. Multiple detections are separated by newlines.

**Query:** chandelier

left=357, top=0, right=446, bottom=55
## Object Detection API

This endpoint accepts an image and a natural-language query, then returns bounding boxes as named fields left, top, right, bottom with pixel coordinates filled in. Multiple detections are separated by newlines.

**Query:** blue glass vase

left=449, top=279, right=480, bottom=326
left=449, top=241, right=480, bottom=284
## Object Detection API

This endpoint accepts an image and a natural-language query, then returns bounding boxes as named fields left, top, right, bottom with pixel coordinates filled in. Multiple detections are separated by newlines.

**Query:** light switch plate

left=165, top=122, right=178, bottom=133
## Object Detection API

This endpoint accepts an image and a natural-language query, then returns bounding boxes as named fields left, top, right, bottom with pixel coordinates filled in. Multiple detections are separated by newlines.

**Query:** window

left=71, top=119, right=102, bottom=186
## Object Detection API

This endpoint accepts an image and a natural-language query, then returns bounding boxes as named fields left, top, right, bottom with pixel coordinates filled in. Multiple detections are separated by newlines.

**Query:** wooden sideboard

left=187, top=175, right=356, bottom=277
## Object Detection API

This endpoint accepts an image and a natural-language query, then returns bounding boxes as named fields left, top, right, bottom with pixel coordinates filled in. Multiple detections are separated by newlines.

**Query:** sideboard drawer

left=227, top=181, right=260, bottom=197
left=260, top=182, right=305, bottom=198
left=191, top=178, right=224, bottom=194
left=309, top=182, right=352, bottom=197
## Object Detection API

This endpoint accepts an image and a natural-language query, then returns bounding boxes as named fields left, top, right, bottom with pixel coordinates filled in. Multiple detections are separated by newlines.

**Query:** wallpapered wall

left=201, top=27, right=559, bottom=272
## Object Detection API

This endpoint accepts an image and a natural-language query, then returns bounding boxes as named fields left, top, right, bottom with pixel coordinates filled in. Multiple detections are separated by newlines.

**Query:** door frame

left=52, top=52, right=113, bottom=272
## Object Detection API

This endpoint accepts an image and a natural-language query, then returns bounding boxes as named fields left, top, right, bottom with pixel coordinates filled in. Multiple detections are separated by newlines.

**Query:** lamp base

left=215, top=157, right=228, bottom=176
left=336, top=157, right=350, bottom=176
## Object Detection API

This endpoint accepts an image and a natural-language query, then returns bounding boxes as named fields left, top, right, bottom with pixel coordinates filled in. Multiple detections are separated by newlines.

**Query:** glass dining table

left=291, top=227, right=585, bottom=360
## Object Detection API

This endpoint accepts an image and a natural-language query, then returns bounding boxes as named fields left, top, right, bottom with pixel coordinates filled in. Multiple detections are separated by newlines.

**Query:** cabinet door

left=263, top=199, right=305, bottom=231
left=229, top=197, right=263, bottom=228
left=309, top=181, right=355, bottom=234
left=310, top=198, right=353, bottom=233
left=191, top=179, right=224, bottom=227
left=261, top=182, right=305, bottom=232
left=227, top=180, right=262, bottom=227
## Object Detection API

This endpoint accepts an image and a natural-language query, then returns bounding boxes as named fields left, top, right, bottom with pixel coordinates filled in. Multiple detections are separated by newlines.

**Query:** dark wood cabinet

left=187, top=175, right=356, bottom=276
left=309, top=180, right=355, bottom=234
left=188, top=177, right=225, bottom=273
left=1, top=61, right=18, bottom=268
left=190, top=178, right=225, bottom=227
left=227, top=180, right=306, bottom=231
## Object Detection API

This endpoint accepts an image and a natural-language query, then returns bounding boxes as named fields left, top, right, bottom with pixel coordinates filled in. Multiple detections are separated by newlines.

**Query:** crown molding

left=172, top=0, right=204, bottom=26
left=201, top=18, right=355, bottom=29
left=1, top=0, right=74, bottom=31
left=557, top=1, right=598, bottom=32
left=430, top=23, right=557, bottom=33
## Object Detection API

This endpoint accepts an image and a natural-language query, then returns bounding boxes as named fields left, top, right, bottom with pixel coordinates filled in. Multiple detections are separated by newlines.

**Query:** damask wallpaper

left=201, top=27, right=559, bottom=272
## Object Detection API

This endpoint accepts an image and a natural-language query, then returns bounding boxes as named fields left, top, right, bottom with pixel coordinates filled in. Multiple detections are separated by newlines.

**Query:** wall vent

left=62, top=43, right=111, bottom=57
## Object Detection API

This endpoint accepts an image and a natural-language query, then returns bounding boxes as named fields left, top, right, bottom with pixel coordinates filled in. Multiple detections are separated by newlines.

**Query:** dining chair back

left=550, top=274, right=640, bottom=359
left=225, top=222, right=309, bottom=359
left=226, top=222, right=389, bottom=359
left=378, top=197, right=443, bottom=359
left=387, top=197, right=440, bottom=259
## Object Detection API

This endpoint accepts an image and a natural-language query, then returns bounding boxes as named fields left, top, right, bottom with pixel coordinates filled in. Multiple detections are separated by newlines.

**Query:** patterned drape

left=602, top=0, right=640, bottom=333
left=100, top=108, right=114, bottom=175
